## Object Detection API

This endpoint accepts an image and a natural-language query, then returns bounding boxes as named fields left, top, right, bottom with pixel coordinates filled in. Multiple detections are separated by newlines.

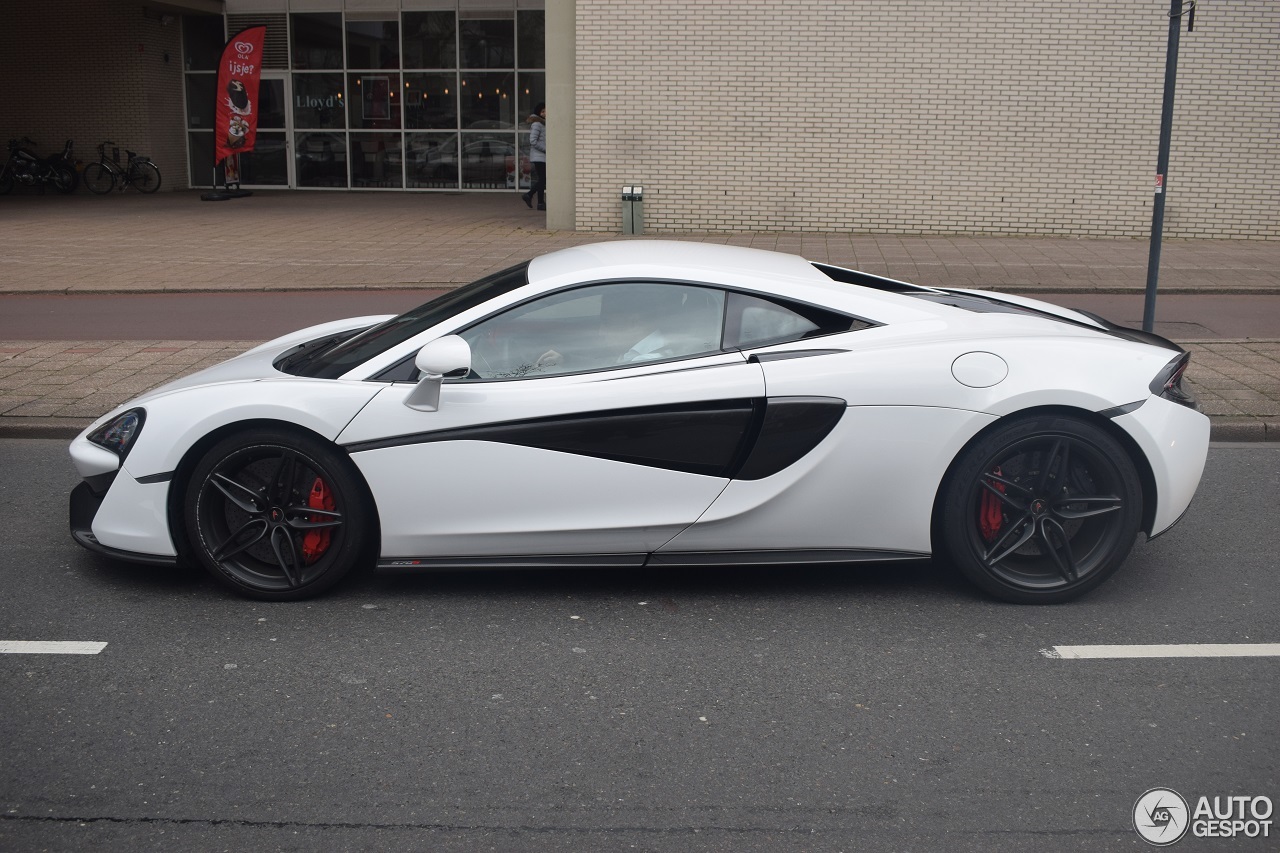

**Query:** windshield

left=275, top=262, right=530, bottom=378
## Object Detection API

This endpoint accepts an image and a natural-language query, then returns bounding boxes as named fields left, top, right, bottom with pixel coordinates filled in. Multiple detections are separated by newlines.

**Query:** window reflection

left=240, top=132, right=289, bottom=185
left=461, top=133, right=519, bottom=189
left=460, top=72, right=514, bottom=129
left=296, top=132, right=348, bottom=187
left=405, top=73, right=458, bottom=129
left=348, top=73, right=402, bottom=129
left=347, top=19, right=400, bottom=70
left=460, top=17, right=514, bottom=69
left=291, top=13, right=343, bottom=70
left=403, top=11, right=457, bottom=69
left=407, top=132, right=459, bottom=188
left=351, top=133, right=403, bottom=188
left=293, top=74, right=345, bottom=129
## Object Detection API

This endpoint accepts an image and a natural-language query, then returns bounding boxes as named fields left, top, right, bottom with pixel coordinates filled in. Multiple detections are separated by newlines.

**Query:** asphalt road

left=1, top=440, right=1277, bottom=851
left=1, top=291, right=1278, bottom=341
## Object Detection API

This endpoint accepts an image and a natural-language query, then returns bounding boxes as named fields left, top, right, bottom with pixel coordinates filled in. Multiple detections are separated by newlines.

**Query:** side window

left=458, top=282, right=726, bottom=379
left=725, top=292, right=861, bottom=349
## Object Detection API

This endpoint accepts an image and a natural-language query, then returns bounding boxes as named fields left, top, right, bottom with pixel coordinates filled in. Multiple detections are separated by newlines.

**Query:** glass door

left=239, top=73, right=293, bottom=187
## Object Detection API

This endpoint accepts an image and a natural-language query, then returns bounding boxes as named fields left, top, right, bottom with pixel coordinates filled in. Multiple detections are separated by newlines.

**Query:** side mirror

left=404, top=335, right=471, bottom=411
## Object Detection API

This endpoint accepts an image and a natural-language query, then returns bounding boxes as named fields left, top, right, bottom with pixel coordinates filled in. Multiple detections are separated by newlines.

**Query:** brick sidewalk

left=0, top=190, right=1277, bottom=439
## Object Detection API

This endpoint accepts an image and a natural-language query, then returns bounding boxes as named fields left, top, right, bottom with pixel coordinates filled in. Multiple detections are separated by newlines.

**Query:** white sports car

left=69, top=241, right=1209, bottom=603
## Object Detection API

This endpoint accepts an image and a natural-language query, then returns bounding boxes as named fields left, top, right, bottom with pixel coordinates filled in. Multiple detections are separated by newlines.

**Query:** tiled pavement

left=0, top=190, right=1277, bottom=439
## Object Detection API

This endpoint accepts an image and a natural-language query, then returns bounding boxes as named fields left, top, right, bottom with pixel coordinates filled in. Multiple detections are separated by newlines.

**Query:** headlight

left=88, top=408, right=146, bottom=460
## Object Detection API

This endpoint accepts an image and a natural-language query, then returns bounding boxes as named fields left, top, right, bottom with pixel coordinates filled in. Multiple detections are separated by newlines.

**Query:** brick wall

left=1, top=0, right=187, bottom=190
left=574, top=0, right=1280, bottom=237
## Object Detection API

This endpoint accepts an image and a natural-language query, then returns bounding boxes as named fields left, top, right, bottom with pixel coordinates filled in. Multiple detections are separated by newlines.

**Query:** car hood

left=126, top=315, right=392, bottom=404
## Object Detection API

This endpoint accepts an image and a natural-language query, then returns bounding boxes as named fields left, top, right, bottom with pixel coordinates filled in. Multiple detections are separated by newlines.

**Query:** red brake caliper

left=302, top=477, right=335, bottom=564
left=979, top=466, right=1005, bottom=543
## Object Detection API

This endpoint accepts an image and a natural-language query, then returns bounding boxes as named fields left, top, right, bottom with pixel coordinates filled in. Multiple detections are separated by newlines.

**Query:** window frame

left=369, top=279, right=874, bottom=385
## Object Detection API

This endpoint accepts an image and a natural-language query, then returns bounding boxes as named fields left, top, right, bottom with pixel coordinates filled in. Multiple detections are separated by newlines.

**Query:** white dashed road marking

left=0, top=641, right=108, bottom=655
left=1042, top=643, right=1280, bottom=659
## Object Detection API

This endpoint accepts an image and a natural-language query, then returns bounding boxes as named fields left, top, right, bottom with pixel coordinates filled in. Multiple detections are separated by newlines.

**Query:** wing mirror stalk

left=404, top=335, right=471, bottom=411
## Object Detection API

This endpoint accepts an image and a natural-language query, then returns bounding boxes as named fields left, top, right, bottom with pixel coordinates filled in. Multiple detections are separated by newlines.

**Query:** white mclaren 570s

left=69, top=241, right=1209, bottom=603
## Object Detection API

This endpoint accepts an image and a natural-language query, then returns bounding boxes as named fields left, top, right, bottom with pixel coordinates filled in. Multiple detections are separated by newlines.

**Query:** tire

left=0, top=168, right=12, bottom=195
left=83, top=163, right=114, bottom=194
left=130, top=160, right=161, bottom=193
left=184, top=428, right=374, bottom=600
left=52, top=166, right=76, bottom=194
left=938, top=414, right=1143, bottom=604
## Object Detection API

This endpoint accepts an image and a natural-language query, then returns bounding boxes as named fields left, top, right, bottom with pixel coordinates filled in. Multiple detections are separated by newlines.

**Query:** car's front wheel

left=184, top=428, right=373, bottom=600
left=939, top=415, right=1143, bottom=604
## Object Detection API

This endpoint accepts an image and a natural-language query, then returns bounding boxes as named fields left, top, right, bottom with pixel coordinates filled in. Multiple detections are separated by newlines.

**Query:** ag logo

left=1134, top=788, right=1190, bottom=846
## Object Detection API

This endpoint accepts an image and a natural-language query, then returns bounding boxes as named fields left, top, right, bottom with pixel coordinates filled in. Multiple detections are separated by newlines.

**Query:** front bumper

left=70, top=481, right=178, bottom=567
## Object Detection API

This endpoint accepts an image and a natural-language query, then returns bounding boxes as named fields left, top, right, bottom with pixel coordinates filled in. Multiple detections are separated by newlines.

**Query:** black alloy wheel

left=940, top=415, right=1143, bottom=604
left=185, top=428, right=372, bottom=600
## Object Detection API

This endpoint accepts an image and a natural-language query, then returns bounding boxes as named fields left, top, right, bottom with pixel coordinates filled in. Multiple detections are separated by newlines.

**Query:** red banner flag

left=213, top=27, right=267, bottom=166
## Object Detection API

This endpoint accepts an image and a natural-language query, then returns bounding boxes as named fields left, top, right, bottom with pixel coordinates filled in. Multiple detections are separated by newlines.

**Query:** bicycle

left=83, top=142, right=161, bottom=194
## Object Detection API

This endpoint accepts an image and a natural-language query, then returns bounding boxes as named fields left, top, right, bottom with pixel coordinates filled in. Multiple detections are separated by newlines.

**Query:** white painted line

left=1041, top=643, right=1280, bottom=659
left=0, top=641, right=107, bottom=655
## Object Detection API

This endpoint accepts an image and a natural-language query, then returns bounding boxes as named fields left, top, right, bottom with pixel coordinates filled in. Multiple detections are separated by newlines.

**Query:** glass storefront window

left=460, top=72, right=515, bottom=130
left=183, top=16, right=225, bottom=71
left=291, top=13, right=344, bottom=70
left=516, top=72, right=544, bottom=124
left=460, top=17, right=514, bottom=69
left=516, top=10, right=544, bottom=68
left=188, top=132, right=220, bottom=185
left=240, top=132, right=289, bottom=185
left=257, top=79, right=287, bottom=129
left=404, top=73, right=457, bottom=129
left=407, top=132, right=459, bottom=189
left=296, top=132, right=348, bottom=188
left=293, top=74, right=346, bottom=129
left=351, top=133, right=403, bottom=188
left=185, top=75, right=216, bottom=130
left=348, top=73, right=402, bottom=130
left=347, top=19, right=400, bottom=70
left=461, top=132, right=519, bottom=189
left=517, top=131, right=531, bottom=190
left=403, top=11, right=456, bottom=69
left=188, top=6, right=545, bottom=190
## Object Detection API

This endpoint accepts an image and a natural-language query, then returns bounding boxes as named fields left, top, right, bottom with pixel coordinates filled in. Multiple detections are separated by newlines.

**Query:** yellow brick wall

left=574, top=0, right=1279, bottom=237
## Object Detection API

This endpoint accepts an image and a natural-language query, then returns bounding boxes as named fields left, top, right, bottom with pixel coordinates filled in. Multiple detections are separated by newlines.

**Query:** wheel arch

left=929, top=404, right=1158, bottom=553
left=165, top=417, right=382, bottom=564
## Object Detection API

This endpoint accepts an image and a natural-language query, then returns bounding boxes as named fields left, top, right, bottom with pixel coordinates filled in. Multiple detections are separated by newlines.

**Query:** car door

left=338, top=281, right=766, bottom=565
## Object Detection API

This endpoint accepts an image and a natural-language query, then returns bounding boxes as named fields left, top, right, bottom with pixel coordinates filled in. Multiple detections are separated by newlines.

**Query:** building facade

left=3, top=0, right=1277, bottom=238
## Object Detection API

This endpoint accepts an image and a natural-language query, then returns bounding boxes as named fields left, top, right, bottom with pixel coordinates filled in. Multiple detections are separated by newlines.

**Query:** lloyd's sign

left=214, top=27, right=266, bottom=166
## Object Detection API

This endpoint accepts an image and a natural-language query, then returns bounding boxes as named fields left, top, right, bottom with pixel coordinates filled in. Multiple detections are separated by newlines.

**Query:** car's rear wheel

left=184, top=428, right=372, bottom=600
left=939, top=415, right=1143, bottom=604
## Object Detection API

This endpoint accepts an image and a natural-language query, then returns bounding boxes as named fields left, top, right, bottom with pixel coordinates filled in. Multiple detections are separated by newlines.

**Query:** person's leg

left=533, top=162, right=547, bottom=208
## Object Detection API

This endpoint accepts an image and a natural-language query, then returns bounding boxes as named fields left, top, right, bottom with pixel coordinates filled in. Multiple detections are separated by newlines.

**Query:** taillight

left=1149, top=352, right=1198, bottom=410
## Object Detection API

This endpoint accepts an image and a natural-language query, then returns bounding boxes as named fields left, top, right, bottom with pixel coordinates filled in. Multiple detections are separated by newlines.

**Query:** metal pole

left=1143, top=0, right=1188, bottom=332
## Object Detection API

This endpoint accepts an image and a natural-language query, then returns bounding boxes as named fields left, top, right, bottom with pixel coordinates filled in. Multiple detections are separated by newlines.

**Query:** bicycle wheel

left=83, top=162, right=114, bottom=194
left=130, top=161, right=161, bottom=193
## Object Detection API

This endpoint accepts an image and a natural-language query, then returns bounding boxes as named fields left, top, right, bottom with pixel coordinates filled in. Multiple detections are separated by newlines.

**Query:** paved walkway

left=0, top=190, right=1277, bottom=439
